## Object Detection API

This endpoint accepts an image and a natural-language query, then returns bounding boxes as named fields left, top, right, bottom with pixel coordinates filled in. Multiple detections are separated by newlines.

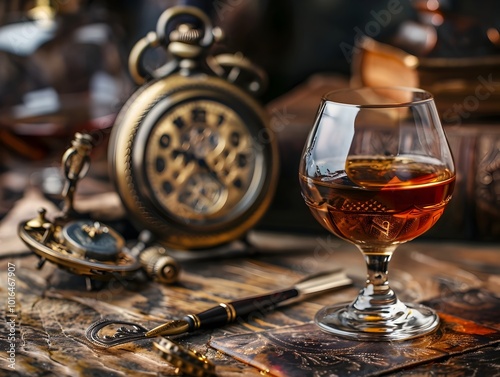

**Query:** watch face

left=144, top=99, right=260, bottom=223
left=61, top=220, right=125, bottom=261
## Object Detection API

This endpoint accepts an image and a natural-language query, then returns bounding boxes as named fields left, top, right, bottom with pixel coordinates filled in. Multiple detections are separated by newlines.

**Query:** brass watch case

left=109, top=73, right=279, bottom=249
left=18, top=219, right=140, bottom=279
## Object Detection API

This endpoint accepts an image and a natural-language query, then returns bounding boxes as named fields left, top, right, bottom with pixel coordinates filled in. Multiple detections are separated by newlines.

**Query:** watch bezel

left=109, top=74, right=279, bottom=249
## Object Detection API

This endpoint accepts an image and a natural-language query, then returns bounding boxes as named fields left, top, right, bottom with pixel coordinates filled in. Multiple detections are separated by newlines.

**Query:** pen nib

left=146, top=319, right=189, bottom=337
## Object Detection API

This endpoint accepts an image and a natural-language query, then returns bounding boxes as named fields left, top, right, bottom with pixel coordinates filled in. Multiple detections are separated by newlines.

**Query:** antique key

left=154, top=337, right=216, bottom=377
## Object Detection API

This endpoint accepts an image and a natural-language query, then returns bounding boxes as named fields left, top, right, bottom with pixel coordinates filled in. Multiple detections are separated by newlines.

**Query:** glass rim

left=322, top=86, right=434, bottom=108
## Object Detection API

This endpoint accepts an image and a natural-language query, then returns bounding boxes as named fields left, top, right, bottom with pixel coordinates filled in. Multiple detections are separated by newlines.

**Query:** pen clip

left=294, top=269, right=352, bottom=297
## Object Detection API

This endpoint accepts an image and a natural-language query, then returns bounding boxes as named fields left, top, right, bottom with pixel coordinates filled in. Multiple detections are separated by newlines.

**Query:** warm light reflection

left=487, top=27, right=500, bottom=46
left=431, top=14, right=444, bottom=26
left=426, top=0, right=440, bottom=11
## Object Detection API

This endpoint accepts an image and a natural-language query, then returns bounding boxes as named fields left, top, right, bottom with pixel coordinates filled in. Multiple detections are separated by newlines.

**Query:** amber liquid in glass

left=300, top=156, right=455, bottom=251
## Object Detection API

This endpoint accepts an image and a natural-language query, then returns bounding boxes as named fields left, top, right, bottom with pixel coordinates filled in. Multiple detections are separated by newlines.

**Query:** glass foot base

left=315, top=302, right=439, bottom=341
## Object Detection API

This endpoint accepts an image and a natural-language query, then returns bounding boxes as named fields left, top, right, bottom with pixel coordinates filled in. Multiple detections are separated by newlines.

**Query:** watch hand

left=86, top=269, right=352, bottom=348
left=196, top=157, right=221, bottom=181
left=172, top=149, right=194, bottom=163
left=173, top=150, right=217, bottom=177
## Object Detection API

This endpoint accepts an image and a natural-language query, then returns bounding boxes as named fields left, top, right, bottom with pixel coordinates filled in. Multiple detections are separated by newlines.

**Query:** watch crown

left=169, top=24, right=203, bottom=44
left=139, top=246, right=180, bottom=284
left=168, top=23, right=204, bottom=59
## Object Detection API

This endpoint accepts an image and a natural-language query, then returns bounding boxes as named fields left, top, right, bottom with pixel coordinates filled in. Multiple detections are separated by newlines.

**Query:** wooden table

left=0, top=187, right=499, bottom=377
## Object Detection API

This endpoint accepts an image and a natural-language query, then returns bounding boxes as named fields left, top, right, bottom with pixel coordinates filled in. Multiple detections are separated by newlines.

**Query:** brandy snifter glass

left=299, top=87, right=455, bottom=341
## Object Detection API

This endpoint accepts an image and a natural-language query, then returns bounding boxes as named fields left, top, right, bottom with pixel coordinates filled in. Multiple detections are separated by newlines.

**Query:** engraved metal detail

left=85, top=320, right=149, bottom=348
left=220, top=303, right=237, bottom=322
left=154, top=337, right=216, bottom=376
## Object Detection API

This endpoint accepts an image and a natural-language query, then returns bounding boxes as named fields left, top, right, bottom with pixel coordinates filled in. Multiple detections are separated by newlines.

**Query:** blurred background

left=1, top=0, right=499, bottom=242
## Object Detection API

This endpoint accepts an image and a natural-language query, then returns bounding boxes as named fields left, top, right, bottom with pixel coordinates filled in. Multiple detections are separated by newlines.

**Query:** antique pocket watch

left=109, top=6, right=279, bottom=250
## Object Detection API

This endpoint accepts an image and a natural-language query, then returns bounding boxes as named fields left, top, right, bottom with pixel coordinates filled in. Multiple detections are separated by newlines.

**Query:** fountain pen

left=86, top=269, right=352, bottom=348
left=148, top=269, right=351, bottom=336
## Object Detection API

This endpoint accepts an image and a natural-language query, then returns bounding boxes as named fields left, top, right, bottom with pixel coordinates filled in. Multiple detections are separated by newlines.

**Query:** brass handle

left=128, top=32, right=162, bottom=85
left=207, top=53, right=269, bottom=96
left=128, top=6, right=217, bottom=85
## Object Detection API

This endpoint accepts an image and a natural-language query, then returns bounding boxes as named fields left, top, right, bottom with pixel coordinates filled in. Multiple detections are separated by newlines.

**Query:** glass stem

left=351, top=248, right=401, bottom=313
left=365, top=253, right=392, bottom=295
